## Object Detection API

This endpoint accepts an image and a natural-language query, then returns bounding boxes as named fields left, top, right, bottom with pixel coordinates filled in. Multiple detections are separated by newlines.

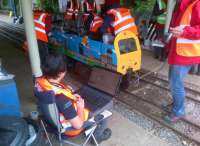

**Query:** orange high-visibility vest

left=107, top=8, right=138, bottom=35
left=34, top=12, right=49, bottom=42
left=176, top=0, right=200, bottom=57
left=35, top=77, right=89, bottom=137
left=65, top=0, right=80, bottom=20
left=90, top=15, right=103, bottom=33
left=65, top=0, right=74, bottom=20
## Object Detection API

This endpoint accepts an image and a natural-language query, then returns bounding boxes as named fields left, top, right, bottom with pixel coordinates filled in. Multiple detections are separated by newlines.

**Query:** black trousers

left=37, top=40, right=49, bottom=65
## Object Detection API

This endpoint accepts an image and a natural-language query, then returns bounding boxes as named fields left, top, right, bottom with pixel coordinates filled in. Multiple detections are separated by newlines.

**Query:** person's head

left=107, top=2, right=120, bottom=10
left=41, top=53, right=66, bottom=81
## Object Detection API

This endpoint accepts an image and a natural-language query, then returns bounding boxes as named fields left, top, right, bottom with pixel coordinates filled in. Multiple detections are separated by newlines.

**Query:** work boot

left=162, top=102, right=173, bottom=113
left=163, top=113, right=185, bottom=124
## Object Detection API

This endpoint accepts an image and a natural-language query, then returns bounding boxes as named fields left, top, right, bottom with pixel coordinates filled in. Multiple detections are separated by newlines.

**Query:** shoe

left=101, top=128, right=112, bottom=141
left=91, top=128, right=112, bottom=145
left=162, top=102, right=173, bottom=113
left=163, top=114, right=185, bottom=124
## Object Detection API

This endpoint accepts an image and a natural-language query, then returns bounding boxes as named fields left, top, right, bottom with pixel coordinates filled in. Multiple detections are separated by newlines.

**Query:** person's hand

left=74, top=94, right=81, bottom=99
left=76, top=96, right=85, bottom=109
left=170, top=26, right=184, bottom=38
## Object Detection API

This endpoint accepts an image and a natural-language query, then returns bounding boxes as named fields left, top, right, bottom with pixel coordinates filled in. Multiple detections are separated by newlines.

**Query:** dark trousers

left=37, top=40, right=49, bottom=65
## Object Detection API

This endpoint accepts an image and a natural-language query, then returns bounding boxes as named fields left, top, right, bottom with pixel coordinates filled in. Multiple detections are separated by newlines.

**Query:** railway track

left=66, top=63, right=200, bottom=145
left=1, top=18, right=199, bottom=145
left=67, top=66, right=200, bottom=145
left=116, top=70, right=200, bottom=145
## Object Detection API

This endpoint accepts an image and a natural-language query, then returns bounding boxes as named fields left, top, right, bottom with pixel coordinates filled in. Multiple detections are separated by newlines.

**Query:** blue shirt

left=100, top=3, right=121, bottom=35
left=56, top=94, right=77, bottom=120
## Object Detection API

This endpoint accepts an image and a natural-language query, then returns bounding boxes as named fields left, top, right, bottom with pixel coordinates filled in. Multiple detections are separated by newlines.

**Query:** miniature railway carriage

left=50, top=30, right=142, bottom=76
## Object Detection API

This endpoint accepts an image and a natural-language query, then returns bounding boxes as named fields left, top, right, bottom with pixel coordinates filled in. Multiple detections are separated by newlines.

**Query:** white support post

left=164, top=0, right=176, bottom=34
left=21, top=0, right=42, bottom=77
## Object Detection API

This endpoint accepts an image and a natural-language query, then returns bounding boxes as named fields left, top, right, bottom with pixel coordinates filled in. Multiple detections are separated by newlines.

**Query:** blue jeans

left=168, top=65, right=192, bottom=116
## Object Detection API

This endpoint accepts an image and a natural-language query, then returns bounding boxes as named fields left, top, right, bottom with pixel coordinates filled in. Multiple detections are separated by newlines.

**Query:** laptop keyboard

left=77, top=86, right=112, bottom=112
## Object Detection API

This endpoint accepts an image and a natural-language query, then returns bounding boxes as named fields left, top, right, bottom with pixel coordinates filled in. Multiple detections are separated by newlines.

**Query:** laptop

left=77, top=67, right=121, bottom=117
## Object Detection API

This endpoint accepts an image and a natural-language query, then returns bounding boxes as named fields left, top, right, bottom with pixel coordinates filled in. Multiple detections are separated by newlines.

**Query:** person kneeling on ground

left=35, top=53, right=111, bottom=143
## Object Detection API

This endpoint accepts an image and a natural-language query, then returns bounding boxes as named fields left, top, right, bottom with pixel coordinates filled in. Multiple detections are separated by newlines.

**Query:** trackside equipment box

left=0, top=79, right=21, bottom=117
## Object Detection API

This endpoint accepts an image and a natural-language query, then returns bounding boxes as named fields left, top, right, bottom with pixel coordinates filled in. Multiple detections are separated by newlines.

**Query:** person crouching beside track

left=35, top=53, right=111, bottom=143
left=164, top=0, right=200, bottom=123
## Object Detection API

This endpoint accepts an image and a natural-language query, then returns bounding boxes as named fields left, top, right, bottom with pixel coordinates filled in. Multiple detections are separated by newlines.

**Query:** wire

left=133, top=59, right=167, bottom=85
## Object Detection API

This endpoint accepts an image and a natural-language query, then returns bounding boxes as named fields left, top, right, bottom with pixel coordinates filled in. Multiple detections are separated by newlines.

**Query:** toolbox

left=77, top=67, right=121, bottom=117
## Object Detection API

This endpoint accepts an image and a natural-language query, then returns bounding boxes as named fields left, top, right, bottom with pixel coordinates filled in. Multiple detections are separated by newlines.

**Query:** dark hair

left=41, top=53, right=66, bottom=79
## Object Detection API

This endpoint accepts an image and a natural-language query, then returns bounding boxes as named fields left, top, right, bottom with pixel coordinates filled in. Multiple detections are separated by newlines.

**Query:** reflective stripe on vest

left=34, top=13, right=48, bottom=42
left=176, top=0, right=200, bottom=57
left=35, top=77, right=89, bottom=136
left=107, top=8, right=138, bottom=35
left=115, top=22, right=136, bottom=35
left=34, top=13, right=46, bottom=27
left=65, top=0, right=74, bottom=19
left=85, top=1, right=96, bottom=12
left=90, top=15, right=103, bottom=32
left=73, top=0, right=80, bottom=18
left=112, top=15, right=132, bottom=27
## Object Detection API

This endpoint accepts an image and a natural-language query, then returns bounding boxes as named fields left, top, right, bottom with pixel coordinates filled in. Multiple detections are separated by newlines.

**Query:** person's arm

left=181, top=2, right=200, bottom=39
left=45, top=14, right=52, bottom=34
left=69, top=96, right=85, bottom=129
left=99, top=14, right=114, bottom=35
left=56, top=95, right=84, bottom=129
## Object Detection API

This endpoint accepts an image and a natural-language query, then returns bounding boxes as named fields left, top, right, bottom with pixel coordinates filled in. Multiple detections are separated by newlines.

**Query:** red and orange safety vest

left=35, top=77, right=89, bottom=137
left=107, top=8, right=138, bottom=35
left=65, top=0, right=80, bottom=20
left=176, top=0, right=200, bottom=57
left=65, top=0, right=74, bottom=20
left=34, top=12, right=49, bottom=42
left=90, top=14, right=103, bottom=33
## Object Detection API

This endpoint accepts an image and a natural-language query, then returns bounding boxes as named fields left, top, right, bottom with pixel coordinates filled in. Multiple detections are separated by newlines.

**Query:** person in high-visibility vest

left=83, top=0, right=97, bottom=33
left=164, top=0, right=200, bottom=123
left=21, top=10, right=52, bottom=63
left=99, top=2, right=138, bottom=36
left=73, top=0, right=80, bottom=20
left=64, top=0, right=80, bottom=20
left=33, top=10, right=52, bottom=64
left=152, top=0, right=168, bottom=61
left=83, top=0, right=96, bottom=20
left=90, top=14, right=103, bottom=33
left=156, top=0, right=167, bottom=26
left=65, top=0, right=74, bottom=20
left=89, top=14, right=104, bottom=39
left=35, top=53, right=112, bottom=141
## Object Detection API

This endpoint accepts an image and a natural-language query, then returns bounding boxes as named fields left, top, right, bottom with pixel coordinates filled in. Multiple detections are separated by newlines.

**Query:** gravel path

left=113, top=99, right=198, bottom=146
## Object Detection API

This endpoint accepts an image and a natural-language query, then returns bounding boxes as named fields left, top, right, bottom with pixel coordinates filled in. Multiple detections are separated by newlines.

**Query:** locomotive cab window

left=118, top=38, right=137, bottom=54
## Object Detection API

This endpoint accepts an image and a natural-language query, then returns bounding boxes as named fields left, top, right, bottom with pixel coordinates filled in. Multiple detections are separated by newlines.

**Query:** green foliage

left=41, top=0, right=58, bottom=13
left=134, top=0, right=156, bottom=15
left=2, top=0, right=9, bottom=6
